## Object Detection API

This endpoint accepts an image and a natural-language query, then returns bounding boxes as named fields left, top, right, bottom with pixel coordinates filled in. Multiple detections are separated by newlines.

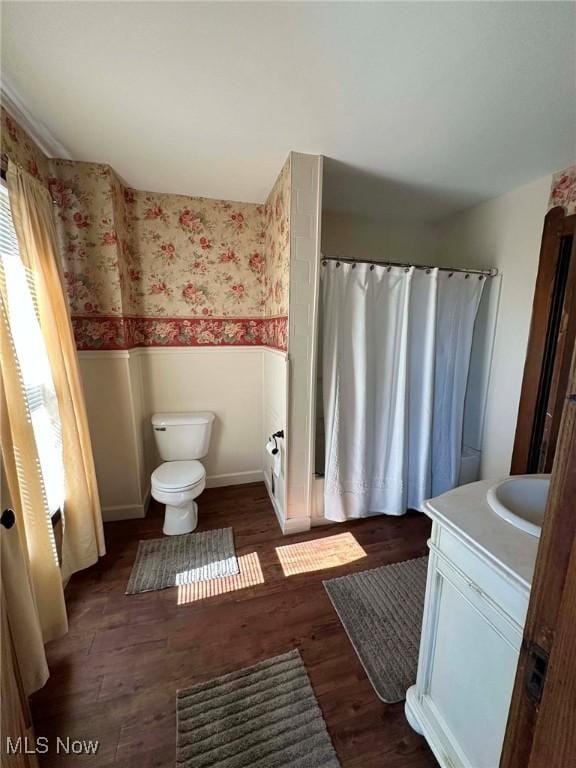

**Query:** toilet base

left=163, top=501, right=198, bottom=536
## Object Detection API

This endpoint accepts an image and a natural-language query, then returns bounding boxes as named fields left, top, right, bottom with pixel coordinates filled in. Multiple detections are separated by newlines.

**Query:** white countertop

left=423, top=478, right=540, bottom=591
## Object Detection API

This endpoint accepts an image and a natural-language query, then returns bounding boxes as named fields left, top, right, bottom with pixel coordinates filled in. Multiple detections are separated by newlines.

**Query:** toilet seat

left=151, top=460, right=205, bottom=492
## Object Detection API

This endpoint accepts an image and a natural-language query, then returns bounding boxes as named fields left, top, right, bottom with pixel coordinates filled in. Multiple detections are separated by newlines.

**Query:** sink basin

left=487, top=474, right=550, bottom=537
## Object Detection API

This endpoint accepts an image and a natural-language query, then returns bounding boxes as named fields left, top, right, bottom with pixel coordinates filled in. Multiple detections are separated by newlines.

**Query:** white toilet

left=150, top=412, right=215, bottom=535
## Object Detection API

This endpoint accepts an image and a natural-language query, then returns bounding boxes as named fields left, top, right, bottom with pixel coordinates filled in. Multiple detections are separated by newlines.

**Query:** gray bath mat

left=324, top=556, right=428, bottom=703
left=126, top=528, right=239, bottom=595
left=176, top=649, right=341, bottom=768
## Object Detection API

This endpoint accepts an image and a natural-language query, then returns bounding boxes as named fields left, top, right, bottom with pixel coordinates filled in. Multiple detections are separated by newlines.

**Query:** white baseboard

left=103, top=476, right=261, bottom=521
left=206, top=470, right=263, bottom=488
left=263, top=472, right=311, bottom=535
left=102, top=488, right=150, bottom=522
left=282, top=516, right=311, bottom=535
left=102, top=502, right=147, bottom=522
left=102, top=473, right=267, bottom=522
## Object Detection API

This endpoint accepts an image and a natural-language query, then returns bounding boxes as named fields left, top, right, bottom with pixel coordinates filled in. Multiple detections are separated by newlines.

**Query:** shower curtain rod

left=321, top=256, right=497, bottom=278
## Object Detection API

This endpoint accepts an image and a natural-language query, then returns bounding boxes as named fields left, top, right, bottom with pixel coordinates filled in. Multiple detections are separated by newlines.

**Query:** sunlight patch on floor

left=275, top=532, right=367, bottom=576
left=177, top=551, right=264, bottom=605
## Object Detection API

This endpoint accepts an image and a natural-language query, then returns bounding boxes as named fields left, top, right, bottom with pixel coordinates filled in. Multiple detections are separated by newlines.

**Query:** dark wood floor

left=32, top=483, right=437, bottom=767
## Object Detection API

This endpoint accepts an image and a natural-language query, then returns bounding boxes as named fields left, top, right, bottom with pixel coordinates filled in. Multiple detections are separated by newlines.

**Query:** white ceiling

left=2, top=2, right=575, bottom=222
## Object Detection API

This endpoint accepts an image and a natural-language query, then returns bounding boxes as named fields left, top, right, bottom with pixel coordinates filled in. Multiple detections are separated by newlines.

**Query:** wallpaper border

left=71, top=315, right=288, bottom=351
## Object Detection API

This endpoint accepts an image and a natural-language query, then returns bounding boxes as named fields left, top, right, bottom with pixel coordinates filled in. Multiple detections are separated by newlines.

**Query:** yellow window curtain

left=1, top=377, right=50, bottom=695
left=6, top=161, right=105, bottom=581
left=0, top=314, right=67, bottom=647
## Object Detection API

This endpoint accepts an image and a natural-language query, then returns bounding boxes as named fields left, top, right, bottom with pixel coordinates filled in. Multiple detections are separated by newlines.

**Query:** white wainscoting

left=78, top=347, right=265, bottom=521
left=78, top=351, right=146, bottom=521
left=262, top=347, right=290, bottom=531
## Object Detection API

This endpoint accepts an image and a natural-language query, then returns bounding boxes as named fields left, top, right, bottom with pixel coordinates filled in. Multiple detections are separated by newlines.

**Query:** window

left=0, top=182, right=65, bottom=515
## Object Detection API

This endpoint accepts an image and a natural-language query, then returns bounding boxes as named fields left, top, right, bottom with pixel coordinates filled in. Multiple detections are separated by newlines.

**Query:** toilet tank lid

left=151, top=412, right=215, bottom=427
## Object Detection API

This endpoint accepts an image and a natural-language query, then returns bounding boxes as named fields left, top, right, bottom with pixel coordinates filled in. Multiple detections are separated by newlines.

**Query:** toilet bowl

left=151, top=460, right=206, bottom=535
left=150, top=412, right=214, bottom=535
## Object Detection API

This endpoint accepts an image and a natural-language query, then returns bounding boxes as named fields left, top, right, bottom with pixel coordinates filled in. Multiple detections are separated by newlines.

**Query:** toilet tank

left=151, top=412, right=215, bottom=461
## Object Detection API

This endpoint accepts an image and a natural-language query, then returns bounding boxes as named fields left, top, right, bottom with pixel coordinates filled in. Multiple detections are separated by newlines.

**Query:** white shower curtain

left=322, top=261, right=485, bottom=521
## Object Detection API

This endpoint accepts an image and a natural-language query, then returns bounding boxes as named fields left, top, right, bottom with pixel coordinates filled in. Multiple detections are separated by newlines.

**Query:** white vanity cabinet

left=405, top=480, right=538, bottom=768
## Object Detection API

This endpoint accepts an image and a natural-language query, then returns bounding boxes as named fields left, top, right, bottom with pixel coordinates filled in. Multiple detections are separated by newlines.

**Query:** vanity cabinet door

left=417, top=552, right=522, bottom=768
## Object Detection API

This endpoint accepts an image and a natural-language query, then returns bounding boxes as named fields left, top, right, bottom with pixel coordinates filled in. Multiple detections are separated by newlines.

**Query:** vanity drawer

left=432, top=524, right=529, bottom=628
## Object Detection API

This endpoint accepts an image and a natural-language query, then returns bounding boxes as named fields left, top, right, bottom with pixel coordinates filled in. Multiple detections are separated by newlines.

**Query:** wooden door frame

left=501, top=337, right=576, bottom=766
left=511, top=207, right=576, bottom=474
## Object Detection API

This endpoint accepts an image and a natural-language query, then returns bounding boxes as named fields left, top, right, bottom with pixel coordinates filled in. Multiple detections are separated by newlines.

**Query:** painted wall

left=434, top=175, right=552, bottom=480
left=321, top=210, right=439, bottom=265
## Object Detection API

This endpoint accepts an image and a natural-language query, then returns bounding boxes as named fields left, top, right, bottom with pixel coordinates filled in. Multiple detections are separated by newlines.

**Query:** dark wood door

left=501, top=338, right=576, bottom=768
left=538, top=231, right=576, bottom=471
left=511, top=208, right=576, bottom=474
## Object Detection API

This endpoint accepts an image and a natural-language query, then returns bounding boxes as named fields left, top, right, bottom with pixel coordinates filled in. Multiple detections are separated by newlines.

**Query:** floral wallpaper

left=122, top=188, right=266, bottom=318
left=264, top=157, right=290, bottom=319
left=1, top=108, right=52, bottom=186
left=51, top=159, right=125, bottom=316
left=1, top=108, right=291, bottom=351
left=549, top=166, right=576, bottom=216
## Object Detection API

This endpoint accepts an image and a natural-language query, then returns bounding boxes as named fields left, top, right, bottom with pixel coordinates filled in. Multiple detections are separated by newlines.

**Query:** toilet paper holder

left=269, top=430, right=284, bottom=455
